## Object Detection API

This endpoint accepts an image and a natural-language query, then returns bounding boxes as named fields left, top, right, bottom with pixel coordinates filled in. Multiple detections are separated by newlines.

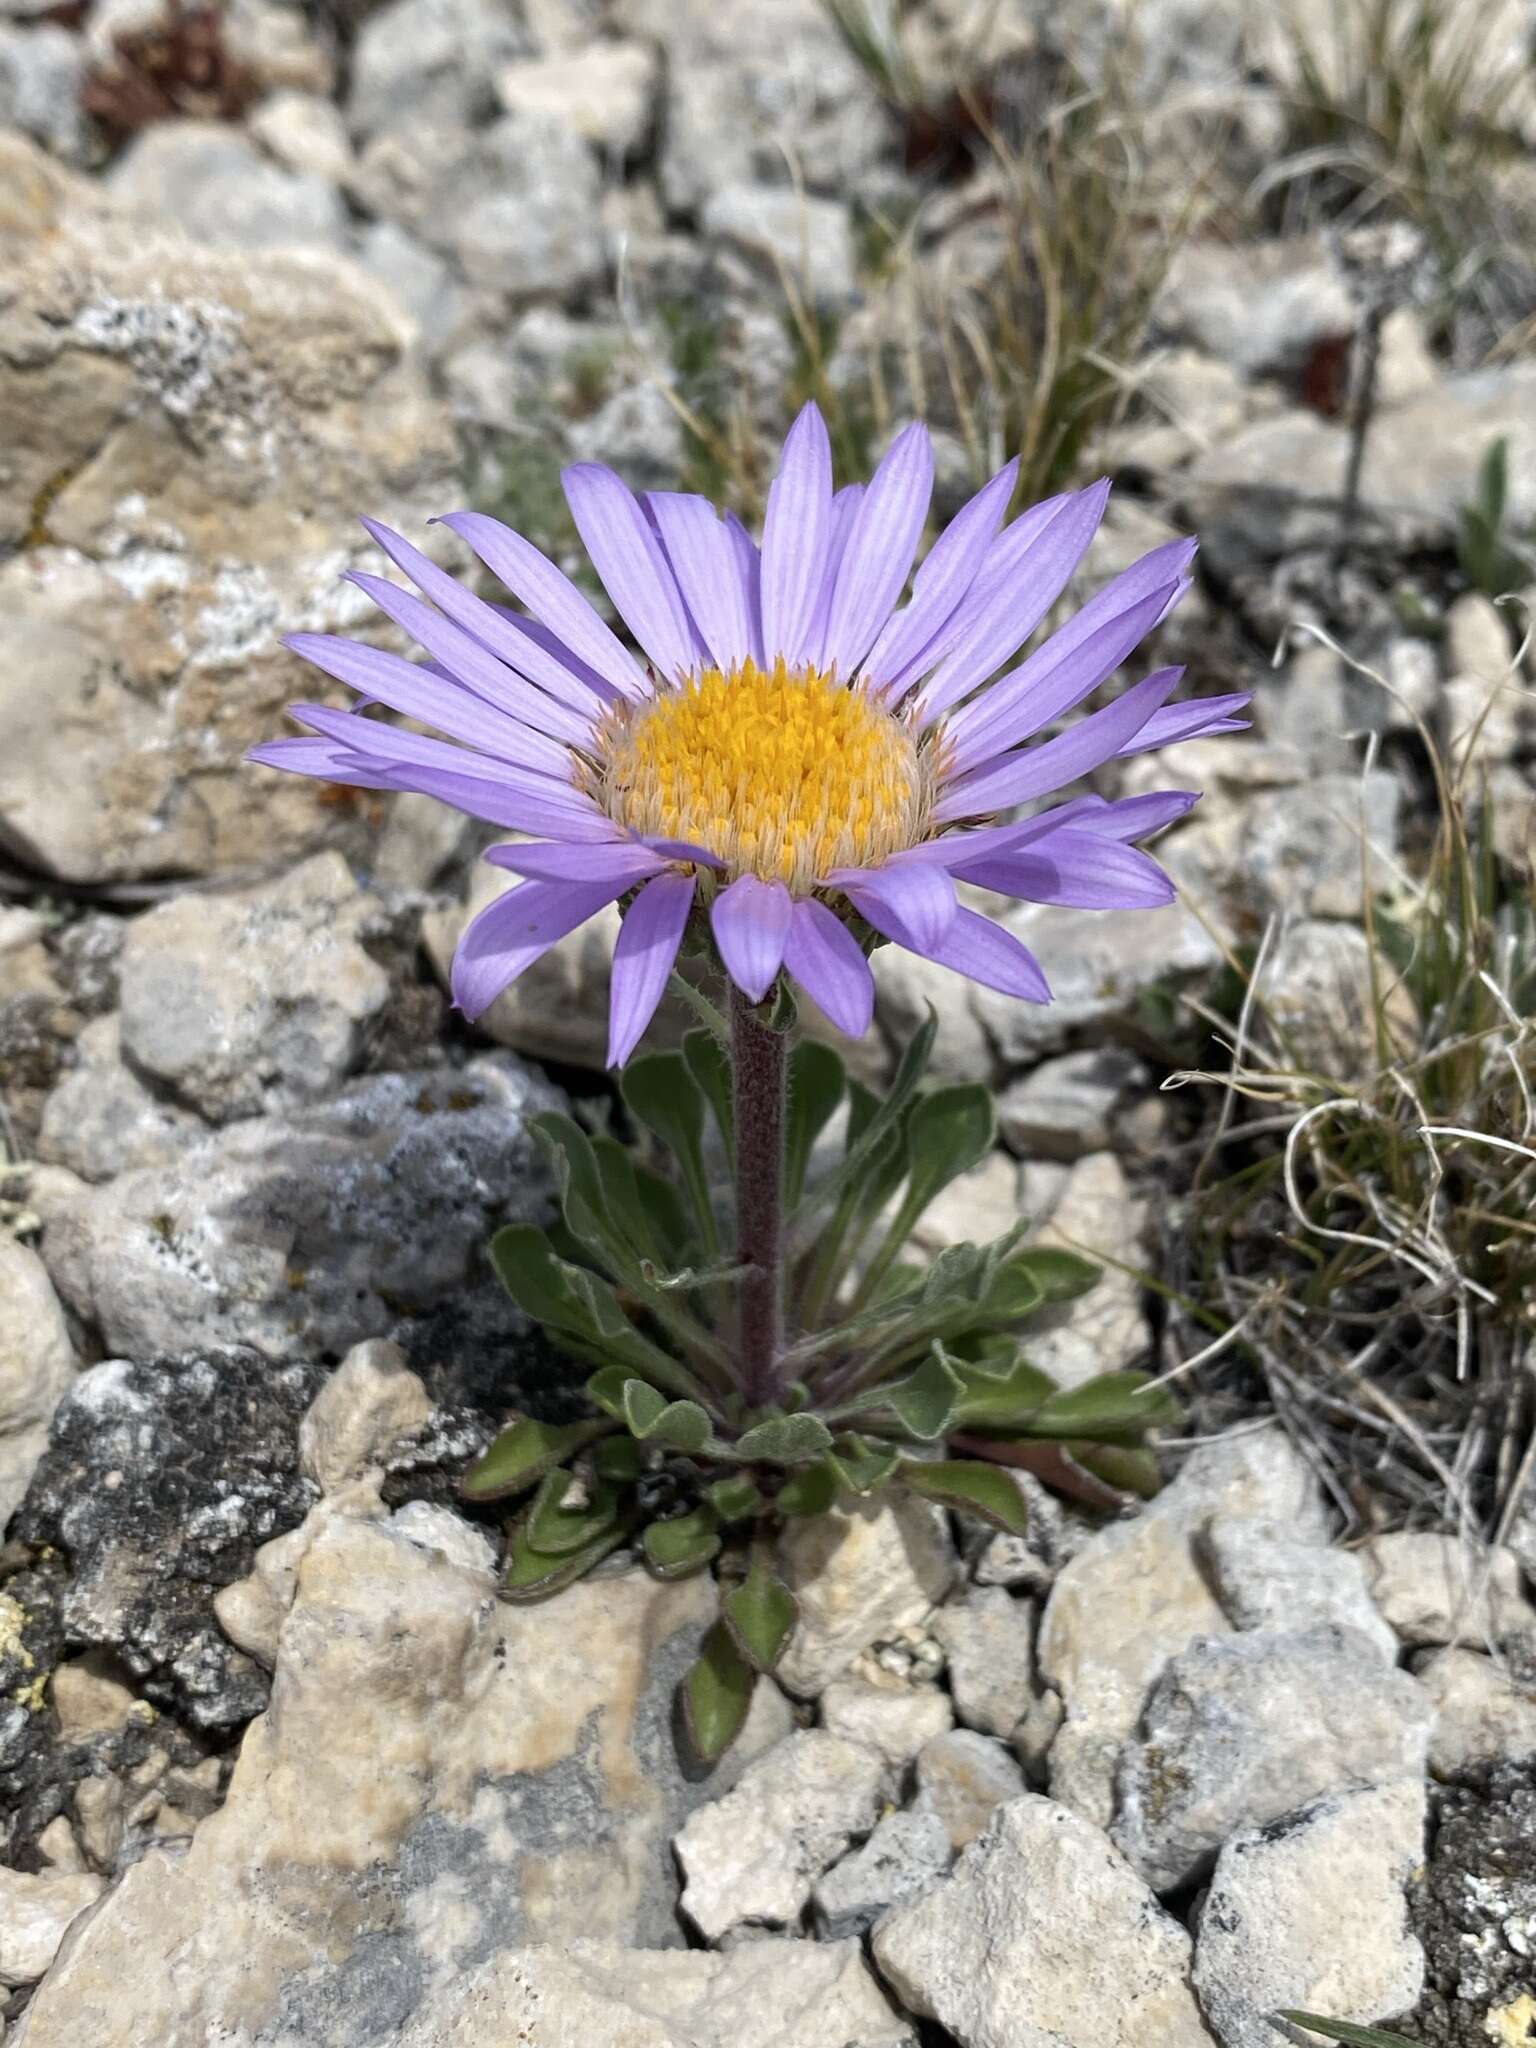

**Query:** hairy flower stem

left=731, top=985, right=787, bottom=1411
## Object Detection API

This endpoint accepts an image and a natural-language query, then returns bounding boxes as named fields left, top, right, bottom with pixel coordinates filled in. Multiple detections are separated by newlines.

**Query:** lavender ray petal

left=483, top=606, right=623, bottom=707
left=944, top=534, right=1197, bottom=762
left=1112, top=692, right=1253, bottom=755
left=783, top=897, right=875, bottom=1038
left=452, top=875, right=631, bottom=1020
left=912, top=479, right=1112, bottom=723
left=288, top=703, right=585, bottom=806
left=830, top=858, right=958, bottom=952
left=804, top=485, right=865, bottom=669
left=935, top=665, right=1186, bottom=823
left=285, top=632, right=576, bottom=779
left=485, top=840, right=665, bottom=884
left=645, top=491, right=756, bottom=673
left=359, top=519, right=617, bottom=714
left=759, top=402, right=833, bottom=666
left=563, top=463, right=698, bottom=682
left=346, top=570, right=596, bottom=752
left=874, top=800, right=1112, bottom=869
left=724, top=512, right=766, bottom=667
left=862, top=458, right=1017, bottom=692
left=246, top=739, right=398, bottom=788
left=372, top=764, right=618, bottom=838
left=435, top=510, right=653, bottom=702
left=607, top=871, right=696, bottom=1067
left=635, top=836, right=727, bottom=868
left=941, top=584, right=1181, bottom=781
left=710, top=874, right=794, bottom=1003
left=860, top=891, right=1052, bottom=1003
left=821, top=422, right=934, bottom=677
left=1070, top=789, right=1201, bottom=840
left=953, top=831, right=1177, bottom=909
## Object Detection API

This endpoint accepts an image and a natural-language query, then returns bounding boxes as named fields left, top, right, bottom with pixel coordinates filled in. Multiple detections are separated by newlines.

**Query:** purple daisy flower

left=251, top=404, right=1248, bottom=1067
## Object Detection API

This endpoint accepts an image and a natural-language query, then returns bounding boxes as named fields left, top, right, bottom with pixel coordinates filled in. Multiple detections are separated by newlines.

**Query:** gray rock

left=357, top=111, right=606, bottom=300
left=1181, top=365, right=1536, bottom=567
left=12, top=1350, right=323, bottom=1728
left=347, top=0, right=525, bottom=138
left=0, top=1866, right=105, bottom=1988
left=971, top=1471, right=1072, bottom=1594
left=37, top=1015, right=205, bottom=1183
left=354, top=219, right=462, bottom=351
left=1415, top=1648, right=1536, bottom=1775
left=0, top=22, right=87, bottom=162
left=812, top=1808, right=951, bottom=1941
left=1039, top=1427, right=1326, bottom=1826
left=1156, top=237, right=1353, bottom=380
left=1017, top=1151, right=1149, bottom=1390
left=247, top=89, right=354, bottom=184
left=674, top=1730, right=889, bottom=1943
left=15, top=1528, right=796, bottom=2045
left=390, top=1936, right=917, bottom=2047
left=818, top=1675, right=954, bottom=1769
left=873, top=1795, right=1216, bottom=2048
left=0, top=1237, right=78, bottom=1534
left=702, top=184, right=856, bottom=310
left=297, top=1339, right=434, bottom=1495
left=1161, top=770, right=1404, bottom=929
left=1193, top=1781, right=1426, bottom=2048
left=1203, top=1517, right=1399, bottom=1663
left=34, top=1056, right=561, bottom=1361
left=494, top=39, right=658, bottom=153
left=932, top=1589, right=1037, bottom=1739
left=914, top=1728, right=1028, bottom=1852
left=1114, top=1628, right=1434, bottom=1893
left=0, top=140, right=458, bottom=885
left=118, top=854, right=391, bottom=1123
left=1240, top=918, right=1417, bottom=1080
left=566, top=380, right=686, bottom=495
left=776, top=1495, right=955, bottom=1699
left=998, top=1049, right=1147, bottom=1161
left=1362, top=1533, right=1536, bottom=1648
left=107, top=122, right=348, bottom=252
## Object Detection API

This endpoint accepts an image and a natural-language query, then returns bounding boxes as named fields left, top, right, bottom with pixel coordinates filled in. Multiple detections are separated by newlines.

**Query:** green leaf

left=1275, top=2016, right=1420, bottom=2048
left=826, top=1434, right=900, bottom=1494
left=681, top=1622, right=755, bottom=1764
left=460, top=1416, right=610, bottom=1502
left=631, top=1162, right=692, bottom=1264
left=852, top=1083, right=996, bottom=1307
left=971, top=1259, right=1044, bottom=1325
left=642, top=1507, right=721, bottom=1578
left=1025, top=1370, right=1178, bottom=1444
left=733, top=1412, right=835, bottom=1464
left=592, top=1435, right=645, bottom=1483
left=489, top=1226, right=696, bottom=1393
left=707, top=1474, right=764, bottom=1522
left=622, top=1381, right=715, bottom=1453
left=949, top=1351, right=1058, bottom=1431
left=860, top=1346, right=965, bottom=1440
left=525, top=1468, right=621, bottom=1555
left=774, top=1461, right=839, bottom=1516
left=723, top=1555, right=799, bottom=1672
left=621, top=1050, right=716, bottom=1250
left=1074, top=1442, right=1162, bottom=1498
left=898, top=1458, right=1030, bottom=1533
left=784, top=1040, right=845, bottom=1207
left=590, top=1134, right=671, bottom=1266
left=530, top=1111, right=637, bottom=1273
left=683, top=1028, right=734, bottom=1158
left=792, top=1006, right=936, bottom=1226
left=501, top=1513, right=636, bottom=1602
left=1003, top=1247, right=1100, bottom=1304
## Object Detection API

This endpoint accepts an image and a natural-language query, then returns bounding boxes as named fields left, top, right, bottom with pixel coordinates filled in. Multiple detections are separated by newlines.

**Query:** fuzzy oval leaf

left=898, top=1458, right=1030, bottom=1533
left=785, top=1040, right=846, bottom=1207
left=526, top=1469, right=621, bottom=1556
left=460, top=1417, right=609, bottom=1502
left=1026, top=1370, right=1178, bottom=1444
left=623, top=1382, right=714, bottom=1453
left=1008, top=1247, right=1100, bottom=1303
left=501, top=1515, right=634, bottom=1602
left=621, top=1050, right=715, bottom=1244
left=773, top=1460, right=839, bottom=1516
left=592, top=1435, right=645, bottom=1483
left=827, top=1434, right=899, bottom=1495
left=707, top=1474, right=764, bottom=1522
left=733, top=1412, right=835, bottom=1465
left=642, top=1507, right=721, bottom=1579
left=681, top=1622, right=756, bottom=1764
left=682, top=1029, right=734, bottom=1155
left=723, top=1559, right=799, bottom=1673
left=950, top=1352, right=1057, bottom=1431
left=863, top=1347, right=964, bottom=1441
left=903, top=1084, right=996, bottom=1209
